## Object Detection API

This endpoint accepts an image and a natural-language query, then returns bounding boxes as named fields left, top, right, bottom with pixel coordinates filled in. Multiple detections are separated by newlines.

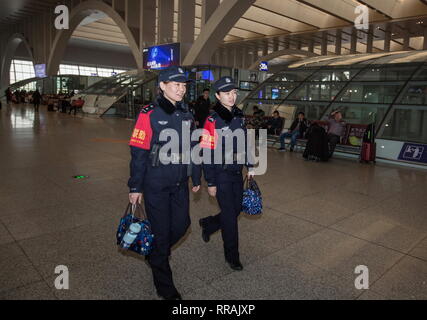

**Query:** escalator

left=78, top=69, right=158, bottom=118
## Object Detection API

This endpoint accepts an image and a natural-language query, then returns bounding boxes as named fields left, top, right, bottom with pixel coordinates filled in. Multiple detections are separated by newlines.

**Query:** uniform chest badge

left=158, top=121, right=168, bottom=125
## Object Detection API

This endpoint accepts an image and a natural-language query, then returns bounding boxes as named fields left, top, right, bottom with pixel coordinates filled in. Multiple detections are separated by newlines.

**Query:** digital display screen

left=272, top=88, right=279, bottom=100
left=143, top=43, right=180, bottom=70
left=34, top=64, right=46, bottom=78
left=196, top=70, right=214, bottom=81
left=240, top=81, right=258, bottom=91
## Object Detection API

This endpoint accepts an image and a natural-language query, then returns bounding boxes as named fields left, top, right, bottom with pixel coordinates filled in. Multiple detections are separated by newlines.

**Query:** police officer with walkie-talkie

left=127, top=66, right=201, bottom=300
left=198, top=76, right=254, bottom=272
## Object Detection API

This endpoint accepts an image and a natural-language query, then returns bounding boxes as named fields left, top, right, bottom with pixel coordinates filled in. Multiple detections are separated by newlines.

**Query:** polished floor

left=0, top=103, right=426, bottom=300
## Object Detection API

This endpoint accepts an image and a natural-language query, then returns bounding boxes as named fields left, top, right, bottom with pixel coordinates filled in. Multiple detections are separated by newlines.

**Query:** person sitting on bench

left=267, top=110, right=284, bottom=135
left=278, top=112, right=308, bottom=152
left=324, top=110, right=346, bottom=158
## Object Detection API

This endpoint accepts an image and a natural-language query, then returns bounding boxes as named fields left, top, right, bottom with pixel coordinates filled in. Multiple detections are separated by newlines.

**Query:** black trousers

left=143, top=182, right=190, bottom=297
left=34, top=103, right=39, bottom=112
left=327, top=133, right=341, bottom=158
left=202, top=178, right=243, bottom=263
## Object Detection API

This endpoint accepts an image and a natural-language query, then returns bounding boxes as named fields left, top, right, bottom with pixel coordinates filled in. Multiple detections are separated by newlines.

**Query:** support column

left=113, top=0, right=125, bottom=19
left=423, top=26, right=427, bottom=50
left=158, top=0, right=174, bottom=44
left=140, top=0, right=156, bottom=50
left=350, top=28, right=357, bottom=54
left=233, top=46, right=238, bottom=68
left=403, top=27, right=410, bottom=51
left=226, top=46, right=233, bottom=67
left=126, top=0, right=141, bottom=49
left=237, top=47, right=244, bottom=69
left=384, top=24, right=391, bottom=52
left=308, top=38, right=314, bottom=53
left=262, top=43, right=268, bottom=57
left=335, top=29, right=342, bottom=55
left=178, top=0, right=195, bottom=62
left=201, top=0, right=220, bottom=27
left=43, top=12, right=49, bottom=64
left=321, top=31, right=328, bottom=56
left=273, top=38, right=279, bottom=52
left=366, top=25, right=374, bottom=53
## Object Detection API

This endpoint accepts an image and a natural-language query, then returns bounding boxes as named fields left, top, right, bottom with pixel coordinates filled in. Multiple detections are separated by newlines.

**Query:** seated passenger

left=278, top=112, right=308, bottom=152
left=267, top=110, right=284, bottom=135
left=249, top=106, right=266, bottom=130
left=324, top=110, right=346, bottom=158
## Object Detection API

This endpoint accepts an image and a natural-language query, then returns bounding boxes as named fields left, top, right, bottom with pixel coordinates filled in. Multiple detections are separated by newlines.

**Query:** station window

left=78, top=66, right=98, bottom=76
left=9, top=59, right=35, bottom=84
left=59, top=64, right=79, bottom=75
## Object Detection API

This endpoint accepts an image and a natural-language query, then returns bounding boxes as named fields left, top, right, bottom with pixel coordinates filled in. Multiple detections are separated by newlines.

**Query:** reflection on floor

left=0, top=104, right=426, bottom=300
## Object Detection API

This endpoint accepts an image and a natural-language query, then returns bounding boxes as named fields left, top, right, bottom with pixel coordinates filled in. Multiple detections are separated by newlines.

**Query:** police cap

left=213, top=76, right=238, bottom=93
left=158, top=66, right=189, bottom=83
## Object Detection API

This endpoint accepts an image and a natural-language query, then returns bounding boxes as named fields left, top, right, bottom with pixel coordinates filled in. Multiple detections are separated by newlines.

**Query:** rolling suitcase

left=360, top=142, right=376, bottom=163
left=360, top=123, right=376, bottom=164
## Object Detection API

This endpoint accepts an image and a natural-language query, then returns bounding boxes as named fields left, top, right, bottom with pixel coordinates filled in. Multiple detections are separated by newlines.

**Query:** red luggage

left=360, top=142, right=376, bottom=163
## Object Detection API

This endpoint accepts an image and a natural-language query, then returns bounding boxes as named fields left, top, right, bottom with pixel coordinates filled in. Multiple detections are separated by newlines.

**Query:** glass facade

left=58, top=64, right=127, bottom=77
left=240, top=53, right=427, bottom=144
left=8, top=59, right=128, bottom=92
left=9, top=59, right=36, bottom=90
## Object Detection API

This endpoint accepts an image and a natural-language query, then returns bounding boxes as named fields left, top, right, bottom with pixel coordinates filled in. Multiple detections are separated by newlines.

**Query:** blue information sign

left=398, top=143, right=427, bottom=164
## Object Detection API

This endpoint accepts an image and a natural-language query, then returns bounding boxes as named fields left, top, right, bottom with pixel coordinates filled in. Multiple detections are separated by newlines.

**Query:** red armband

left=129, top=110, right=153, bottom=150
left=200, top=117, right=218, bottom=150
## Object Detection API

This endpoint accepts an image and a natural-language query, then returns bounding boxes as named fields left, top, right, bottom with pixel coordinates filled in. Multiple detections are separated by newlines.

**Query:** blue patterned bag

left=116, top=203, right=154, bottom=256
left=242, top=177, right=263, bottom=215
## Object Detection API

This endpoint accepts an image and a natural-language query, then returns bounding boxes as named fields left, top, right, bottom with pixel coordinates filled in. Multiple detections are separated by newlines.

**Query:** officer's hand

left=129, top=193, right=142, bottom=205
left=208, top=186, right=217, bottom=197
left=247, top=170, right=255, bottom=180
left=192, top=185, right=200, bottom=193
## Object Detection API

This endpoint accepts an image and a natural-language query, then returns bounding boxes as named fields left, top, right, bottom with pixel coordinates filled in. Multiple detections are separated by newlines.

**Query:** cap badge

left=225, top=78, right=231, bottom=83
left=178, top=68, right=184, bottom=73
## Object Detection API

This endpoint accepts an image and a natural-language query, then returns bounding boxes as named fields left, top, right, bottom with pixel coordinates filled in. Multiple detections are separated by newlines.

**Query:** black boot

left=158, top=291, right=182, bottom=300
left=226, top=259, right=243, bottom=271
left=199, top=219, right=210, bottom=243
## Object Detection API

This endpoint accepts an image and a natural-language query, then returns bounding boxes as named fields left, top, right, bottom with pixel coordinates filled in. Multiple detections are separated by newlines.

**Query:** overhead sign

left=143, top=43, right=180, bottom=70
left=259, top=61, right=268, bottom=71
left=34, top=64, right=47, bottom=78
left=398, top=143, right=427, bottom=164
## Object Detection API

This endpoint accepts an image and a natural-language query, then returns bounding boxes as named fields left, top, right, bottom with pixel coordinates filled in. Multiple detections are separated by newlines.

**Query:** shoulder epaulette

left=140, top=104, right=155, bottom=113
left=207, top=112, right=218, bottom=122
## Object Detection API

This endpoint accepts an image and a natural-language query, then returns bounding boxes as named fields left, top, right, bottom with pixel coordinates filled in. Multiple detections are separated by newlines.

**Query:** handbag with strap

left=242, top=177, right=263, bottom=215
left=116, top=203, right=154, bottom=256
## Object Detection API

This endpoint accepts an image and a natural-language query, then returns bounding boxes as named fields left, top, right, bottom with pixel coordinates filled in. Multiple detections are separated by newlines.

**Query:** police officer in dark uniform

left=128, top=66, right=201, bottom=300
left=198, top=76, right=254, bottom=271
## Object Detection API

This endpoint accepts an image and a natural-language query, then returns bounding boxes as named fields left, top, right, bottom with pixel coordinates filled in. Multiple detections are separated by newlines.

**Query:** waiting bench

left=245, top=115, right=368, bottom=154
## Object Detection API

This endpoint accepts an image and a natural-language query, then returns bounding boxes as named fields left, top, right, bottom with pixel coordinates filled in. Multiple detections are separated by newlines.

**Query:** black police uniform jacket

left=200, top=102, right=252, bottom=187
left=128, top=95, right=201, bottom=193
